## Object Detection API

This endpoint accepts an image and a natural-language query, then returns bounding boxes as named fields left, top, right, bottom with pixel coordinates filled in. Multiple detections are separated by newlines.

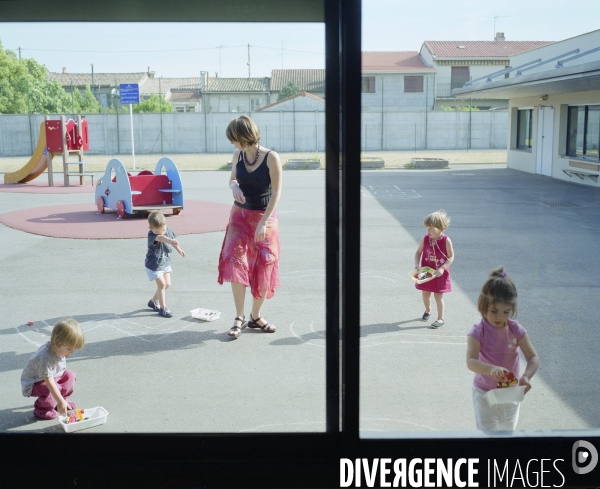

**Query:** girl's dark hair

left=477, top=266, right=518, bottom=317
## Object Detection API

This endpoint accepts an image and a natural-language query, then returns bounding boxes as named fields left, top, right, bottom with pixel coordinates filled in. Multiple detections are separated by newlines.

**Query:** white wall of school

left=507, top=89, right=600, bottom=187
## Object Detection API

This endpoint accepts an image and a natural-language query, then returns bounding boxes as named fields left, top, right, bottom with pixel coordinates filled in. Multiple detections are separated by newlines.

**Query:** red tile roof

left=362, top=51, right=434, bottom=71
left=423, top=41, right=553, bottom=58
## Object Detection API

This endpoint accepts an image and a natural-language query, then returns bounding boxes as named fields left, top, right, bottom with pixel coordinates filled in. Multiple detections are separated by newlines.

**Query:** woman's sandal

left=248, top=313, right=276, bottom=333
left=228, top=315, right=247, bottom=338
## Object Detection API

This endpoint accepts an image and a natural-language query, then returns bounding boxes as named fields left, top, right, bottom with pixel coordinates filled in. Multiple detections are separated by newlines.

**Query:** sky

left=0, top=0, right=598, bottom=79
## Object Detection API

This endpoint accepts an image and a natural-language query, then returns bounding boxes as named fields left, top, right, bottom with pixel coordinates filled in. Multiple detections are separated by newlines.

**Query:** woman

left=218, top=115, right=282, bottom=339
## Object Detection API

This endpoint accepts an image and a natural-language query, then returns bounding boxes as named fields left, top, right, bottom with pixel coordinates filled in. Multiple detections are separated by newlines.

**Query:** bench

left=562, top=169, right=599, bottom=182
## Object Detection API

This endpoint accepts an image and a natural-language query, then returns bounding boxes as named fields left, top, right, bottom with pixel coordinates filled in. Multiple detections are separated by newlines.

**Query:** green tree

left=0, top=39, right=72, bottom=114
left=72, top=85, right=102, bottom=114
left=277, top=81, right=301, bottom=101
left=133, top=93, right=172, bottom=113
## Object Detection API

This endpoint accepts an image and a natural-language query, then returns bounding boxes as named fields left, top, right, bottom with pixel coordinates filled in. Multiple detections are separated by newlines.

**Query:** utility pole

left=247, top=44, right=251, bottom=78
left=91, top=64, right=94, bottom=100
left=18, top=47, right=21, bottom=60
left=247, top=44, right=251, bottom=112
left=219, top=45, right=223, bottom=76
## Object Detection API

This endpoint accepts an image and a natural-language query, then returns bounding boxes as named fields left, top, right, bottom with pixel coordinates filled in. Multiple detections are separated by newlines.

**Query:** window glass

left=404, top=76, right=424, bottom=93
left=516, top=109, right=532, bottom=149
left=585, top=106, right=600, bottom=158
left=450, top=66, right=470, bottom=90
left=567, top=106, right=585, bottom=156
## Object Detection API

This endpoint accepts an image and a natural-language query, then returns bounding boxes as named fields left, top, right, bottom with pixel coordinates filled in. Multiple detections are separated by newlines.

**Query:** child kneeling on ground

left=21, top=319, right=85, bottom=420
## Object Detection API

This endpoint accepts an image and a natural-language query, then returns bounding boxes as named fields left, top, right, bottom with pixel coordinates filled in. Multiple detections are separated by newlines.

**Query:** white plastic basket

left=58, top=406, right=109, bottom=433
left=190, top=308, right=221, bottom=321
left=484, top=386, right=525, bottom=406
left=409, top=266, right=437, bottom=284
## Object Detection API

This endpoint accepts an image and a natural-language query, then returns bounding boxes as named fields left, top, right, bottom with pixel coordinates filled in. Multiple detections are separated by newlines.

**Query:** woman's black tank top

left=235, top=150, right=272, bottom=210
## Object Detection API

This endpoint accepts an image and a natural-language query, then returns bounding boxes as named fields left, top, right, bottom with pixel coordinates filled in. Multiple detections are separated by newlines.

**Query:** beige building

left=453, top=29, right=600, bottom=187
left=419, top=35, right=553, bottom=110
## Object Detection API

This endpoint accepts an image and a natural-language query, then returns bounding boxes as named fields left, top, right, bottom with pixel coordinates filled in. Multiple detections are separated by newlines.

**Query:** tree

left=0, top=39, right=72, bottom=114
left=277, top=81, right=301, bottom=101
left=133, top=93, right=173, bottom=113
left=72, top=85, right=102, bottom=114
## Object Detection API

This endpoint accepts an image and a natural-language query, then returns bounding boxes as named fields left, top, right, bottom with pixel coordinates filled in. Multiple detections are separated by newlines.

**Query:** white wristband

left=229, top=180, right=238, bottom=189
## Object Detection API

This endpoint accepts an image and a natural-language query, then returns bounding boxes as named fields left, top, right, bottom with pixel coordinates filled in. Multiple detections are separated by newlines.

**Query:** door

left=536, top=106, right=554, bottom=176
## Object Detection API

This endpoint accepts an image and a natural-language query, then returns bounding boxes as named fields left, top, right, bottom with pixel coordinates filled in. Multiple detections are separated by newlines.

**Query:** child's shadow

left=0, top=405, right=64, bottom=433
left=361, top=319, right=431, bottom=337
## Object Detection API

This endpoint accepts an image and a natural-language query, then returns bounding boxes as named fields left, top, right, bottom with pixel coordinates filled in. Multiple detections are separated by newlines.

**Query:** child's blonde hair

left=148, top=211, right=166, bottom=230
left=226, top=115, right=260, bottom=147
left=51, top=319, right=85, bottom=349
left=424, top=209, right=450, bottom=231
left=477, top=266, right=518, bottom=318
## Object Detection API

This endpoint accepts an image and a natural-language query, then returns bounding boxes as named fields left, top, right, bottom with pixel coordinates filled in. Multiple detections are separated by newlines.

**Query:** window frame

left=404, top=75, right=424, bottom=93
left=2, top=1, right=600, bottom=487
left=516, top=108, right=533, bottom=150
left=567, top=104, right=600, bottom=160
left=361, top=75, right=376, bottom=93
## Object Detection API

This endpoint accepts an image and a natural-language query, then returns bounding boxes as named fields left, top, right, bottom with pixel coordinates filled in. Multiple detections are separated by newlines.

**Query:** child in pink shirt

left=466, top=267, right=540, bottom=431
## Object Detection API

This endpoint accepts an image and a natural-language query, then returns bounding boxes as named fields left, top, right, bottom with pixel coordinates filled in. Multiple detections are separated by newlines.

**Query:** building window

left=404, top=76, right=423, bottom=93
left=250, top=99, right=261, bottom=111
left=451, top=66, right=470, bottom=90
left=516, top=109, right=533, bottom=150
left=567, top=105, right=600, bottom=159
left=361, top=76, right=376, bottom=93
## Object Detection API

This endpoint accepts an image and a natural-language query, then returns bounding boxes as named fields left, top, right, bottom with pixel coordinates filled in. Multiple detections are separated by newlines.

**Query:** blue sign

left=119, top=84, right=140, bottom=104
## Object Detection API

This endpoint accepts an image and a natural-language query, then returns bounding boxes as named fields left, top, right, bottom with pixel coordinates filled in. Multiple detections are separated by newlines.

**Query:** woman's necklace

left=243, top=146, right=260, bottom=167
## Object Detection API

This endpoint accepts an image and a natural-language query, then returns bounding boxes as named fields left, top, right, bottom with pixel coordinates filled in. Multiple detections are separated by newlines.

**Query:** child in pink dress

left=466, top=267, right=540, bottom=431
left=414, top=209, right=454, bottom=328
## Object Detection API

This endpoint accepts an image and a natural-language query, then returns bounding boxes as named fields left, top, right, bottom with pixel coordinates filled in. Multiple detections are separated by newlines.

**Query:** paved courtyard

left=1, top=162, right=599, bottom=435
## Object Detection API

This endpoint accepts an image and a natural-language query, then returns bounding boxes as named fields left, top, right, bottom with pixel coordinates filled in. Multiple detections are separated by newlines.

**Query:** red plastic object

left=45, top=120, right=64, bottom=153
left=129, top=175, right=172, bottom=206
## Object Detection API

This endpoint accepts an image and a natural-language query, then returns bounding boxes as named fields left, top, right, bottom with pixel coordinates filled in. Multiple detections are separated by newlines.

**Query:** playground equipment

left=3, top=115, right=91, bottom=186
left=95, top=157, right=184, bottom=219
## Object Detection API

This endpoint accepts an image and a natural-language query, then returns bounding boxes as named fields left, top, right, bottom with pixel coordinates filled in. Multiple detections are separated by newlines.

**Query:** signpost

left=119, top=84, right=140, bottom=170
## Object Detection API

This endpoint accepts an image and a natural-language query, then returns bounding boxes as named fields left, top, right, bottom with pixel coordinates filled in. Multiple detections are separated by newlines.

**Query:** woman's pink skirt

left=218, top=205, right=280, bottom=299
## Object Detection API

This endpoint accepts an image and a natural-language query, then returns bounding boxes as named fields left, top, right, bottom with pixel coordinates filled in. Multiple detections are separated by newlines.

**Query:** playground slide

left=3, top=122, right=52, bottom=184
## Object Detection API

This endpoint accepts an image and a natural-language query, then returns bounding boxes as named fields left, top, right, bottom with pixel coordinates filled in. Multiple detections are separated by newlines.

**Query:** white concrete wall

left=0, top=110, right=508, bottom=156
left=507, top=89, right=600, bottom=187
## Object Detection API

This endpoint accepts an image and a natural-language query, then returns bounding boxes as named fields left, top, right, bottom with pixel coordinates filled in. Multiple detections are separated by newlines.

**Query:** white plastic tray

left=409, top=266, right=437, bottom=284
left=484, top=386, right=525, bottom=406
left=58, top=406, right=109, bottom=433
left=190, top=308, right=221, bottom=321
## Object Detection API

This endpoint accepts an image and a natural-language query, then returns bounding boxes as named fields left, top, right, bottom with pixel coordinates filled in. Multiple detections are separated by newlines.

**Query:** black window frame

left=516, top=108, right=533, bottom=150
left=1, top=1, right=599, bottom=487
left=567, top=104, right=600, bottom=160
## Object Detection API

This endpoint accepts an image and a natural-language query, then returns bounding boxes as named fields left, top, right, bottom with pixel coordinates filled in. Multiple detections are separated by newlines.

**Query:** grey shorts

left=146, top=266, right=172, bottom=281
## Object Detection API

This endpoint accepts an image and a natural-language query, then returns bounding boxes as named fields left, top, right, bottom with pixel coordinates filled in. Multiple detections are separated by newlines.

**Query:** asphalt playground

left=1, top=163, right=599, bottom=435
